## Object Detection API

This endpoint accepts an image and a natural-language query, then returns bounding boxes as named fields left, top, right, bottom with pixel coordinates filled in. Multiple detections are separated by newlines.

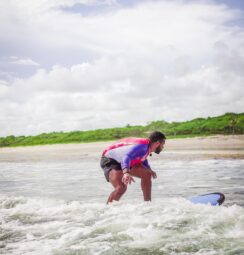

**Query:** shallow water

left=0, top=156, right=244, bottom=254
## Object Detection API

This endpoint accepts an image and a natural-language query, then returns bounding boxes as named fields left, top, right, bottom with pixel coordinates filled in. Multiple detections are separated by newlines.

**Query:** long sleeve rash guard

left=102, top=138, right=151, bottom=170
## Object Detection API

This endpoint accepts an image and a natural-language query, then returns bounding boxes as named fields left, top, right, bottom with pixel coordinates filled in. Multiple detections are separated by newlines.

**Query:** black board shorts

left=100, top=156, right=122, bottom=182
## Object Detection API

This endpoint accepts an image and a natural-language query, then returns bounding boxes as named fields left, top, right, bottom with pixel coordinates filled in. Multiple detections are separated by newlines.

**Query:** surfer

left=100, top=131, right=166, bottom=203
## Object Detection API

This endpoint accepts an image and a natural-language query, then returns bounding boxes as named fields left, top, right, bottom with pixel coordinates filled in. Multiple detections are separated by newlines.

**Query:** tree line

left=0, top=112, right=243, bottom=147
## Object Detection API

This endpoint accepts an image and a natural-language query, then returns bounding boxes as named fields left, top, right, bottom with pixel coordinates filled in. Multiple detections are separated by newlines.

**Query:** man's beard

left=155, top=146, right=162, bottom=154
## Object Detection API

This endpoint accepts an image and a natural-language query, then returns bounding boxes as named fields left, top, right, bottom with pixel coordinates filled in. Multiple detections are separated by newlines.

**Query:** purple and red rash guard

left=102, top=138, right=151, bottom=171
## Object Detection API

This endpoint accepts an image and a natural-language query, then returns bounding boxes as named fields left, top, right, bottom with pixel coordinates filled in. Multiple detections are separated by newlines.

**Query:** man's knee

left=116, top=185, right=127, bottom=195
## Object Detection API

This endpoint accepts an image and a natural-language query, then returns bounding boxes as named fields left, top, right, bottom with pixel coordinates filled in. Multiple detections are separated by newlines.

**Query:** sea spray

left=1, top=195, right=244, bottom=255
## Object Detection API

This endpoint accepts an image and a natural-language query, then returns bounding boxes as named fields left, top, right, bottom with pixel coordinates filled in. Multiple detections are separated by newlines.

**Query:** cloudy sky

left=0, top=0, right=244, bottom=137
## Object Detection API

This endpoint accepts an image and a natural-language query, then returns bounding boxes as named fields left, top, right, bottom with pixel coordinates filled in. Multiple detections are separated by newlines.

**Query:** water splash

left=1, top=195, right=244, bottom=255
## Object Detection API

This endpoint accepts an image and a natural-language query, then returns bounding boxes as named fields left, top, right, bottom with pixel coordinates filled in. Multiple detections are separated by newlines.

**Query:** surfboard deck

left=188, top=192, right=225, bottom=206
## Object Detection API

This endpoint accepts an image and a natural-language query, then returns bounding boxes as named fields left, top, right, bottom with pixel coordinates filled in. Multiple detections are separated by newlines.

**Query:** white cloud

left=9, top=57, right=40, bottom=66
left=0, top=81, right=9, bottom=98
left=0, top=0, right=244, bottom=136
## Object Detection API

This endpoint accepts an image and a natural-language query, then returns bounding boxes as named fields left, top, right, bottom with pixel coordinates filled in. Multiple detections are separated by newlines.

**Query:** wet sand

left=0, top=135, right=244, bottom=162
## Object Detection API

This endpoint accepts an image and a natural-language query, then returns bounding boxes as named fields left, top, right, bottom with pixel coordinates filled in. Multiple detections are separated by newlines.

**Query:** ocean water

left=0, top=155, right=244, bottom=255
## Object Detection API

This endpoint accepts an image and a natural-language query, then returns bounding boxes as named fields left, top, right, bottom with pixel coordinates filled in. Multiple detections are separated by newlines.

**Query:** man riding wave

left=100, top=131, right=166, bottom=203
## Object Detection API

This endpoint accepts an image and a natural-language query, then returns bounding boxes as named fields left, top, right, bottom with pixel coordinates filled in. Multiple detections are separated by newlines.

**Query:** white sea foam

left=1, top=195, right=244, bottom=255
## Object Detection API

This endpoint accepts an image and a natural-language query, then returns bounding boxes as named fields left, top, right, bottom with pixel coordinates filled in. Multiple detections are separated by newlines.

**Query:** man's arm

left=121, top=144, right=148, bottom=184
left=121, top=144, right=148, bottom=171
left=142, top=159, right=151, bottom=169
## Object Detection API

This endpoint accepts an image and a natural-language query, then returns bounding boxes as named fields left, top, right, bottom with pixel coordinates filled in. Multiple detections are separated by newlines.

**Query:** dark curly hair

left=148, top=131, right=166, bottom=143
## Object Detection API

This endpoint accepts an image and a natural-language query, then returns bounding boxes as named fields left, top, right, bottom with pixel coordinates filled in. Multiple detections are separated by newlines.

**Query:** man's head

left=149, top=131, right=166, bottom=154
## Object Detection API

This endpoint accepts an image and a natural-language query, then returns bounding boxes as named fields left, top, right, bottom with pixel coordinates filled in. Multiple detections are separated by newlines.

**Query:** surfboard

left=188, top=192, right=225, bottom=206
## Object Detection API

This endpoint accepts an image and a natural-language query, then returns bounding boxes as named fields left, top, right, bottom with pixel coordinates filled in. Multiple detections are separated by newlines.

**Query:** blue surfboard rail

left=189, top=192, right=225, bottom=206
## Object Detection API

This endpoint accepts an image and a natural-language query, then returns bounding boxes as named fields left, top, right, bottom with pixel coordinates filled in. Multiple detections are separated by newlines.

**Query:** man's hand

left=149, top=170, right=157, bottom=179
left=122, top=173, right=135, bottom=185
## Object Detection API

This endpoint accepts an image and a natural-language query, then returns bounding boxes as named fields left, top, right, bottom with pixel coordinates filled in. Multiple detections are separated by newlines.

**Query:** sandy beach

left=0, top=135, right=244, bottom=162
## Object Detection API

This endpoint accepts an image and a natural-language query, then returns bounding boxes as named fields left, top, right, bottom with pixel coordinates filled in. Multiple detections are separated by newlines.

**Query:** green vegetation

left=0, top=112, right=243, bottom=147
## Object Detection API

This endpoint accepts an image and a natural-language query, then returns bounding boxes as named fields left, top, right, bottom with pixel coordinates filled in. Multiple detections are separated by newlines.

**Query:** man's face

left=154, top=140, right=165, bottom=154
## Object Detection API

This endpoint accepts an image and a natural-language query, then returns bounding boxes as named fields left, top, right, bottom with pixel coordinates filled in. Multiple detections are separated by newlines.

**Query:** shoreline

left=0, top=135, right=244, bottom=162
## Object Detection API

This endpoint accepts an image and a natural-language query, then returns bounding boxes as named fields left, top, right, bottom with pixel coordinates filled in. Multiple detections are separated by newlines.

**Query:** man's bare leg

left=130, top=165, right=152, bottom=201
left=107, top=169, right=127, bottom=204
